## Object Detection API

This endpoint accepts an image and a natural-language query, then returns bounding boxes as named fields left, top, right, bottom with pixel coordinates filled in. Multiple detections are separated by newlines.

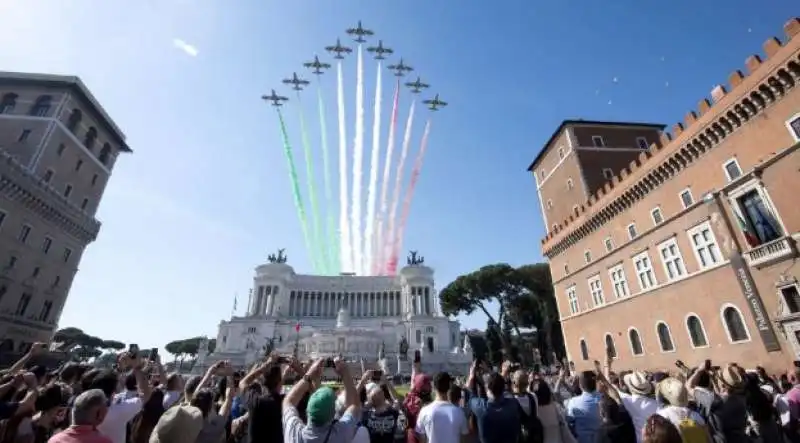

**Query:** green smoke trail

left=318, top=86, right=339, bottom=274
left=276, top=109, right=317, bottom=273
left=296, top=93, right=328, bottom=274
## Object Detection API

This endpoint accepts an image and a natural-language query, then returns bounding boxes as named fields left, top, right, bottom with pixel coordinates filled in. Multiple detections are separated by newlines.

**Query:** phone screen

left=128, top=344, right=139, bottom=358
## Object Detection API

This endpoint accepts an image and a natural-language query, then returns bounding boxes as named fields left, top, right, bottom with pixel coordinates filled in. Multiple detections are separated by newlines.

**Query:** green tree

left=53, top=327, right=126, bottom=361
left=511, top=264, right=565, bottom=364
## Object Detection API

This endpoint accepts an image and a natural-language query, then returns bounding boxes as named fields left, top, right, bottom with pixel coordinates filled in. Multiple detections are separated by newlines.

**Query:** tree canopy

left=439, top=263, right=564, bottom=365
left=52, top=327, right=127, bottom=361
left=165, top=337, right=216, bottom=358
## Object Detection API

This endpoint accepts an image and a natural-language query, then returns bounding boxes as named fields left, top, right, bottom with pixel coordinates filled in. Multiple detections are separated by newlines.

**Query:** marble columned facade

left=196, top=257, right=473, bottom=375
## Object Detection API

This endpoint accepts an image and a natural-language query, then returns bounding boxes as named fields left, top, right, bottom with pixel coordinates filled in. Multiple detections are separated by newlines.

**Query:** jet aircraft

left=262, top=89, right=289, bottom=107
left=366, top=40, right=393, bottom=60
left=423, top=94, right=448, bottom=111
left=303, top=55, right=331, bottom=75
left=325, top=38, right=352, bottom=59
left=282, top=72, right=310, bottom=91
left=404, top=76, right=429, bottom=94
left=388, top=58, right=413, bottom=77
left=346, top=20, right=374, bottom=43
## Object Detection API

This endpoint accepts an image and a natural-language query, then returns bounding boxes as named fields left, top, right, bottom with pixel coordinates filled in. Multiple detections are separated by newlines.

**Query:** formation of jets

left=388, top=58, right=413, bottom=77
left=423, top=94, right=448, bottom=111
left=405, top=76, right=429, bottom=94
left=366, top=40, right=393, bottom=60
left=325, top=38, right=352, bottom=59
left=303, top=55, right=331, bottom=75
left=266, top=21, right=445, bottom=113
left=282, top=72, right=309, bottom=91
left=346, top=20, right=374, bottom=43
left=262, top=89, right=288, bottom=107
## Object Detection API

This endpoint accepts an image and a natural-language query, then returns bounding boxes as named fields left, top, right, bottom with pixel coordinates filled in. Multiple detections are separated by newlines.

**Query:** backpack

left=517, top=394, right=544, bottom=443
left=676, top=415, right=711, bottom=443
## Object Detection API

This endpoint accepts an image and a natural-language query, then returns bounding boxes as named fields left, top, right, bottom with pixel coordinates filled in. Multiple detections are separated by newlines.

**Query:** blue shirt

left=468, top=396, right=520, bottom=443
left=565, top=391, right=602, bottom=443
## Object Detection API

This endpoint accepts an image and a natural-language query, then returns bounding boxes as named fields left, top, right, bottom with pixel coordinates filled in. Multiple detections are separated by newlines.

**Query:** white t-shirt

left=97, top=396, right=143, bottom=443
left=415, top=400, right=468, bottom=443
left=619, top=392, right=659, bottom=443
left=657, top=405, right=706, bottom=429
left=163, top=390, right=182, bottom=408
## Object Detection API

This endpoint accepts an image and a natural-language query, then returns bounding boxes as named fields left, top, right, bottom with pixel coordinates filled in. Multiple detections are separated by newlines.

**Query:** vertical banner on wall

left=729, top=253, right=781, bottom=352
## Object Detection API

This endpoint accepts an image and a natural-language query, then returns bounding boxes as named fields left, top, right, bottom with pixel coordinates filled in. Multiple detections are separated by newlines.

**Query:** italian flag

left=735, top=212, right=759, bottom=248
left=295, top=323, right=301, bottom=333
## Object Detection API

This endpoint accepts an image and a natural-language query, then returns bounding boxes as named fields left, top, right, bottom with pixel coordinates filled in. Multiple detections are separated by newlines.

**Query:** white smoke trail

left=385, top=99, right=415, bottom=274
left=375, top=80, right=400, bottom=275
left=364, top=61, right=382, bottom=276
left=351, top=45, right=365, bottom=275
left=336, top=61, right=352, bottom=273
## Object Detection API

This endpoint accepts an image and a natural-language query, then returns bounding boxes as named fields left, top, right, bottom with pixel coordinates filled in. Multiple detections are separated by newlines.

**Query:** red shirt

left=48, top=426, right=112, bottom=443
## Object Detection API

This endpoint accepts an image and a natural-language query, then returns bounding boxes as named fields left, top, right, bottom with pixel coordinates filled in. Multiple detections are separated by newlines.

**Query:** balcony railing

left=744, top=236, right=797, bottom=268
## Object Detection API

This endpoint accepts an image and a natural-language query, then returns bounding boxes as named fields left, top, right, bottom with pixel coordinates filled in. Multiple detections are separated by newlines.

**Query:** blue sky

left=1, top=0, right=795, bottom=352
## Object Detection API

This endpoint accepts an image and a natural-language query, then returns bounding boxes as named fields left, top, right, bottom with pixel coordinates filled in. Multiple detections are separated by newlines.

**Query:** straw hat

left=721, top=364, right=744, bottom=388
left=623, top=371, right=653, bottom=396
left=658, top=377, right=689, bottom=407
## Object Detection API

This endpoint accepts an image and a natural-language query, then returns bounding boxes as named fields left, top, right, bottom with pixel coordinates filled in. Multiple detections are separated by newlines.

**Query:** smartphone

left=372, top=370, right=382, bottom=381
left=414, top=350, right=421, bottom=363
left=276, top=356, right=290, bottom=364
left=793, top=360, right=800, bottom=368
left=128, top=344, right=139, bottom=359
left=325, top=358, right=336, bottom=368
left=704, top=359, right=712, bottom=371
left=148, top=348, right=158, bottom=362
left=675, top=360, right=685, bottom=368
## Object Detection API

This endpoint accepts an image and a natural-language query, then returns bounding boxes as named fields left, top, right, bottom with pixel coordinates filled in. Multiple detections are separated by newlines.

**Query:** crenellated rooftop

left=541, top=17, right=800, bottom=258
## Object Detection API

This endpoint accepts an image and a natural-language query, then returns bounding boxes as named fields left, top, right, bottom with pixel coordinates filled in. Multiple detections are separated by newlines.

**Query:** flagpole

left=231, top=292, right=238, bottom=318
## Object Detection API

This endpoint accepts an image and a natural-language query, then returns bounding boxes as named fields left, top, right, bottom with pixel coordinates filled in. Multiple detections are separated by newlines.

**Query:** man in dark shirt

left=247, top=364, right=285, bottom=442
left=468, top=372, right=520, bottom=443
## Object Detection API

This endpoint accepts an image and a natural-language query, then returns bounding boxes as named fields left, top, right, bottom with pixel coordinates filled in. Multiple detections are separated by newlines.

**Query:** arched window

left=29, top=95, right=52, bottom=117
left=686, top=314, right=708, bottom=347
left=66, top=109, right=82, bottom=132
left=656, top=322, right=675, bottom=352
left=722, top=304, right=750, bottom=343
left=415, top=329, right=422, bottom=344
left=84, top=127, right=97, bottom=151
left=604, top=334, right=617, bottom=359
left=628, top=328, right=644, bottom=356
left=579, top=339, right=589, bottom=361
left=0, top=93, right=18, bottom=114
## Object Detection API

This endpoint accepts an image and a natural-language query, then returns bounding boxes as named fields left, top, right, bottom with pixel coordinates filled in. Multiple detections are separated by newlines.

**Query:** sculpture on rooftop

left=407, top=250, right=425, bottom=266
left=267, top=248, right=288, bottom=264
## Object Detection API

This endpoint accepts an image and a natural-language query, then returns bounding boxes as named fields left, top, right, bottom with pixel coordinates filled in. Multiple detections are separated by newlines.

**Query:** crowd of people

left=1, top=342, right=800, bottom=443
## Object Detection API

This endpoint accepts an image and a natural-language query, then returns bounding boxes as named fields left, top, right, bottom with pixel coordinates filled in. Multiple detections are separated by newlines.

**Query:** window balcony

left=743, top=236, right=797, bottom=268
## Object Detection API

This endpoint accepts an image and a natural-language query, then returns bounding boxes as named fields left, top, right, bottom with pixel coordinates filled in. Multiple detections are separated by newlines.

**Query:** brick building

left=529, top=18, right=800, bottom=371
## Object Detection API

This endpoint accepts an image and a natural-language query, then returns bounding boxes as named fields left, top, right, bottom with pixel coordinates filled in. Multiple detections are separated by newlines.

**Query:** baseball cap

left=306, top=386, right=336, bottom=426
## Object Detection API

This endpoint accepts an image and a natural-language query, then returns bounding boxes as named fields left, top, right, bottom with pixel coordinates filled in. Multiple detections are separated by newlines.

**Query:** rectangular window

left=43, top=169, right=53, bottom=183
left=627, top=223, right=637, bottom=240
left=64, top=184, right=72, bottom=198
left=609, top=264, right=629, bottom=298
left=584, top=250, right=592, bottom=263
left=39, top=300, right=53, bottom=322
left=558, top=147, right=565, bottom=159
left=17, top=129, right=31, bottom=142
left=91, top=174, right=98, bottom=186
left=604, top=237, right=614, bottom=252
left=651, top=207, right=663, bottom=225
left=687, top=222, right=721, bottom=270
left=680, top=189, right=694, bottom=208
left=15, top=293, right=31, bottom=316
left=42, top=237, right=52, bottom=254
left=588, top=276, right=605, bottom=307
left=566, top=286, right=579, bottom=315
left=723, top=158, right=742, bottom=181
left=0, top=210, right=6, bottom=230
left=592, top=136, right=605, bottom=147
left=781, top=284, right=800, bottom=314
left=75, top=159, right=83, bottom=171
left=735, top=189, right=783, bottom=246
left=57, top=144, right=65, bottom=156
left=636, top=137, right=649, bottom=150
left=566, top=179, right=574, bottom=190
left=633, top=251, right=657, bottom=290
left=18, top=225, right=31, bottom=243
left=658, top=238, right=687, bottom=281
left=7, top=256, right=17, bottom=269
left=81, top=198, right=88, bottom=210
left=603, top=168, right=613, bottom=179
left=547, top=200, right=553, bottom=209
left=63, top=247, right=72, bottom=263
left=787, top=115, right=800, bottom=141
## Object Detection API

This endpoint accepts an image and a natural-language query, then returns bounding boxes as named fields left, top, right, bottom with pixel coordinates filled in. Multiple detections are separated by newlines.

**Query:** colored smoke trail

left=388, top=119, right=432, bottom=274
left=276, top=109, right=314, bottom=272
left=336, top=61, right=352, bottom=273
left=364, top=61, right=383, bottom=276
left=384, top=99, right=416, bottom=275
left=375, top=79, right=400, bottom=275
left=351, top=44, right=365, bottom=275
left=296, top=92, right=327, bottom=274
left=317, top=84, right=339, bottom=273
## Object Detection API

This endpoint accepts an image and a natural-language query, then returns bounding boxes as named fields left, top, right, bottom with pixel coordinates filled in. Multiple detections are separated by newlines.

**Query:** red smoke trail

left=387, top=119, right=432, bottom=274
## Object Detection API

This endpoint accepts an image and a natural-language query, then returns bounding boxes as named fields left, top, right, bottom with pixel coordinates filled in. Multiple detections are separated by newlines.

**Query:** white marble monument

left=201, top=251, right=473, bottom=375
